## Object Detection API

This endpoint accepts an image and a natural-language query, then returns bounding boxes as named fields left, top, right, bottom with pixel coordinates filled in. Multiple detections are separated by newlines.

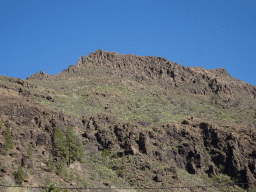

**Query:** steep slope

left=27, top=50, right=256, bottom=128
left=0, top=50, right=256, bottom=191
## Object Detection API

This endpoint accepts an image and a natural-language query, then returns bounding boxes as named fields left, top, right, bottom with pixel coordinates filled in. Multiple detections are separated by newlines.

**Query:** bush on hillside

left=3, top=127, right=14, bottom=155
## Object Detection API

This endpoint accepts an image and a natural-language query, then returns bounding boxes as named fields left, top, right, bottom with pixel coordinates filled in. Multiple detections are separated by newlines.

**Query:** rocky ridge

left=28, top=49, right=256, bottom=100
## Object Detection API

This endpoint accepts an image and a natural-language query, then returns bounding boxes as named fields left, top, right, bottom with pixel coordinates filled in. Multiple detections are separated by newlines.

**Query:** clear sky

left=0, top=0, right=255, bottom=85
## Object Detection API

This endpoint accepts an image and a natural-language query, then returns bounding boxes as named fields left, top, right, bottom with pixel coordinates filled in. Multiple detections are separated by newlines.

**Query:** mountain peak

left=86, top=49, right=120, bottom=60
left=26, top=50, right=256, bottom=100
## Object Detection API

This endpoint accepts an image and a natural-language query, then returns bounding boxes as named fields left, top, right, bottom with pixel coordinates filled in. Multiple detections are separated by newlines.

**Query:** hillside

left=0, top=50, right=256, bottom=191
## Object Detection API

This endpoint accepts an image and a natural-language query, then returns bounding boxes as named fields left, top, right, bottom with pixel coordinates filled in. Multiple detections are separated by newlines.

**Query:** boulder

left=21, top=157, right=33, bottom=169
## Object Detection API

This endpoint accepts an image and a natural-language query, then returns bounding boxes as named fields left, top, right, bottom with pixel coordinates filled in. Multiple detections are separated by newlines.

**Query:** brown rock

left=23, top=171, right=32, bottom=183
left=155, top=173, right=162, bottom=182
left=36, top=133, right=51, bottom=146
left=125, top=138, right=139, bottom=155
left=21, top=157, right=33, bottom=169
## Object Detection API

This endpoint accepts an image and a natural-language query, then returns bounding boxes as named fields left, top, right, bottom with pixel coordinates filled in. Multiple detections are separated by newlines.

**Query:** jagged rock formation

left=82, top=114, right=256, bottom=189
left=27, top=49, right=256, bottom=100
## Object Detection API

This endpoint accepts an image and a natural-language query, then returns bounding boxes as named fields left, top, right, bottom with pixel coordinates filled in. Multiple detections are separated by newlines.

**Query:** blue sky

left=0, top=0, right=255, bottom=85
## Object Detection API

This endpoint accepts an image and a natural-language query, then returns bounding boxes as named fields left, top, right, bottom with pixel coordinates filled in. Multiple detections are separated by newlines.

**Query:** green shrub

left=90, top=172, right=96, bottom=180
left=45, top=174, right=51, bottom=187
left=102, top=149, right=110, bottom=159
left=83, top=178, right=89, bottom=189
left=57, top=158, right=68, bottom=179
left=214, top=174, right=232, bottom=183
left=76, top=174, right=83, bottom=182
left=69, top=171, right=75, bottom=181
left=3, top=127, right=14, bottom=155
left=45, top=184, right=60, bottom=192
left=116, top=169, right=125, bottom=178
left=47, top=154, right=55, bottom=172
left=15, top=164, right=24, bottom=185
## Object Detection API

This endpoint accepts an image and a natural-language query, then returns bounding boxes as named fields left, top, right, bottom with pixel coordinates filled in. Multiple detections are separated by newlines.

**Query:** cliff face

left=83, top=114, right=256, bottom=189
left=1, top=50, right=256, bottom=191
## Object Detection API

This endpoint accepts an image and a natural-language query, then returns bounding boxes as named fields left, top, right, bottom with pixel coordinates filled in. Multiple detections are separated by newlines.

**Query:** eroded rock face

left=81, top=114, right=256, bottom=189
left=0, top=86, right=84, bottom=183
left=179, top=116, right=256, bottom=189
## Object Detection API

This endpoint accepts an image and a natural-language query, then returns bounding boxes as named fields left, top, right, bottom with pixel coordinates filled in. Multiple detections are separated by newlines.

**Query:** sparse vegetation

left=102, top=148, right=110, bottom=159
left=116, top=168, right=125, bottom=178
left=15, top=164, right=24, bottom=185
left=27, top=143, right=34, bottom=159
left=45, top=184, right=60, bottom=192
left=47, top=154, right=56, bottom=172
left=3, top=127, right=14, bottom=155
left=57, top=158, right=68, bottom=179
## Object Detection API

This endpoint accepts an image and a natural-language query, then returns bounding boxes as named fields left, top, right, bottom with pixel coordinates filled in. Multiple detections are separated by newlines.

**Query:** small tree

left=16, top=164, right=24, bottom=185
left=54, top=127, right=68, bottom=161
left=53, top=126, right=84, bottom=169
left=4, top=127, right=14, bottom=155
left=57, top=158, right=68, bottom=179
left=47, top=154, right=55, bottom=172
left=66, top=125, right=81, bottom=165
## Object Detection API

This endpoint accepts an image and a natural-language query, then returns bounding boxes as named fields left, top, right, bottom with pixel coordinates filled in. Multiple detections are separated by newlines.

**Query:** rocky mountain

left=28, top=49, right=256, bottom=100
left=0, top=50, right=256, bottom=191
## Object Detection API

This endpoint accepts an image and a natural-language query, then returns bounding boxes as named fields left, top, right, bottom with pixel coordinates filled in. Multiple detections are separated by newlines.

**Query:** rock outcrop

left=25, top=50, right=256, bottom=101
left=82, top=114, right=256, bottom=189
